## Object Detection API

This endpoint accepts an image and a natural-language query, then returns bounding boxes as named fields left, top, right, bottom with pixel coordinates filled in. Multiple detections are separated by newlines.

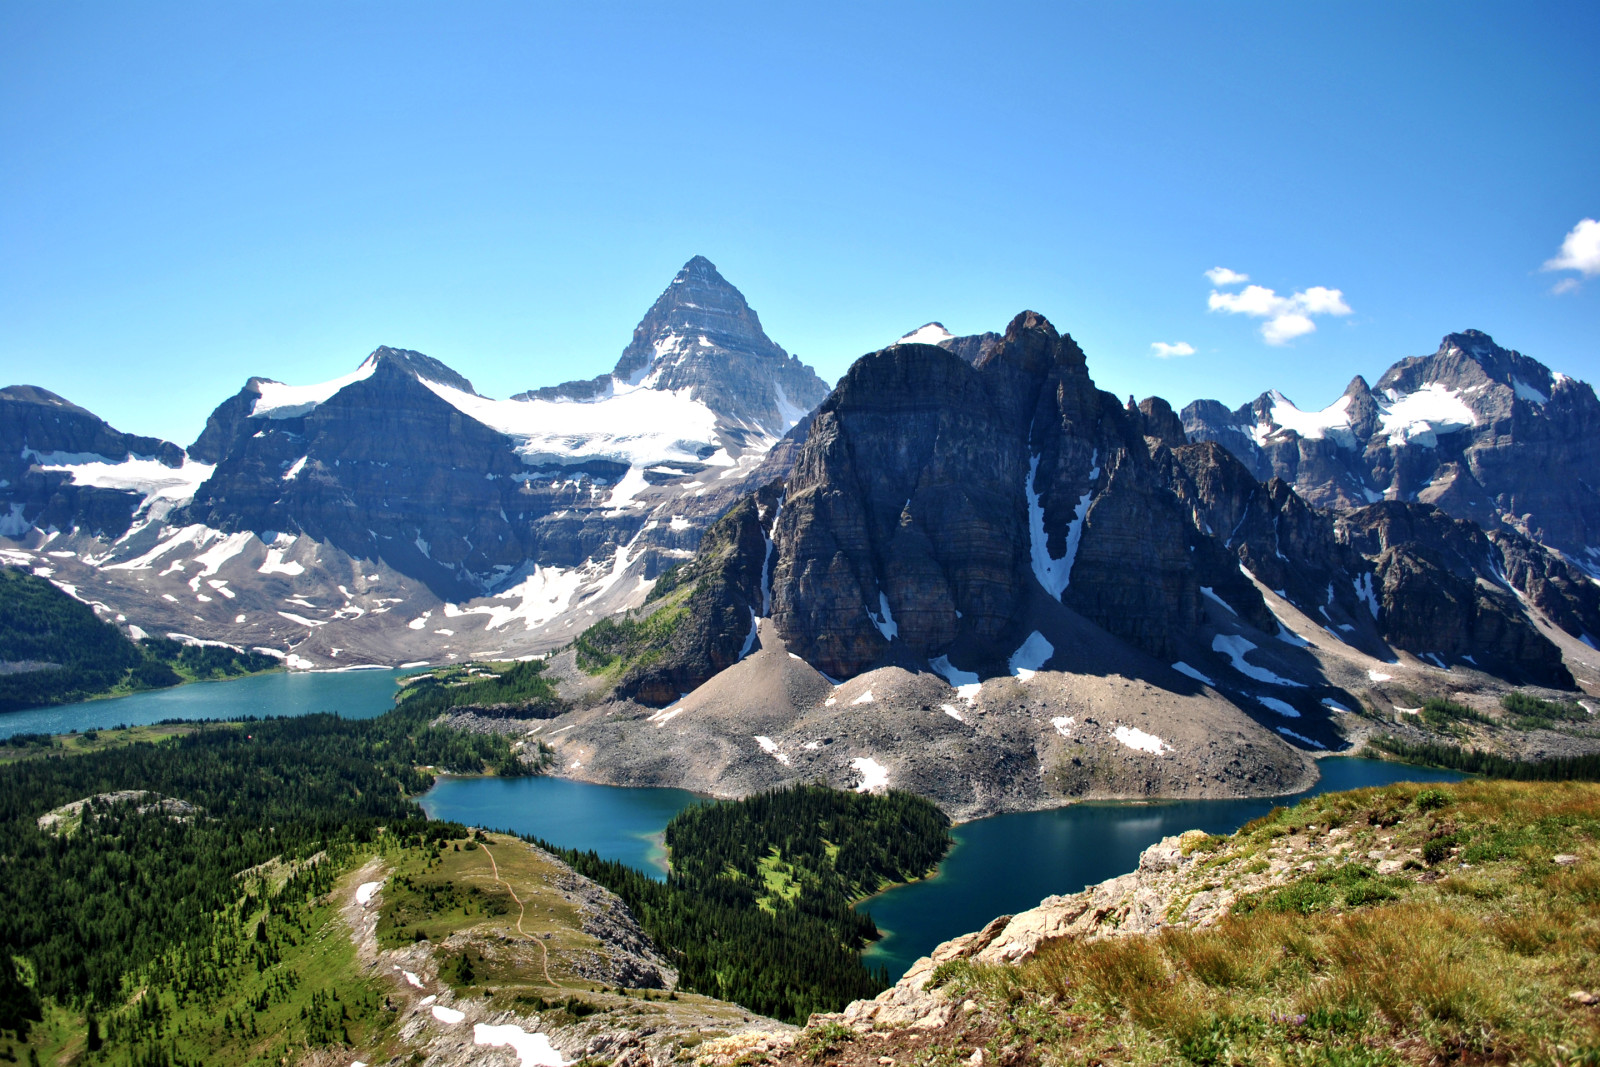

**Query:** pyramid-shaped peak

left=368, top=346, right=477, bottom=395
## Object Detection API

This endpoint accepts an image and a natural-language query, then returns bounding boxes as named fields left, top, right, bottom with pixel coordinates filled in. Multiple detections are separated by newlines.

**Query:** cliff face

left=764, top=314, right=1579, bottom=687
left=770, top=312, right=1219, bottom=679
left=1183, top=330, right=1600, bottom=568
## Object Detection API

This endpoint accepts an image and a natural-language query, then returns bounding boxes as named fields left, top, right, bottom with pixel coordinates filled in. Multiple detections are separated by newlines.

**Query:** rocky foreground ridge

left=694, top=778, right=1600, bottom=1067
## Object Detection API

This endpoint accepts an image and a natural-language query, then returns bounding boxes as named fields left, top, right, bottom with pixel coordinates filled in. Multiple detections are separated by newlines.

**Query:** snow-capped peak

left=895, top=322, right=956, bottom=347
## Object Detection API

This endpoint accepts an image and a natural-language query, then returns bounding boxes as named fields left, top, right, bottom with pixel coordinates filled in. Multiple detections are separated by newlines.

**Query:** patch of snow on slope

left=851, top=756, right=889, bottom=793
left=1277, top=726, right=1326, bottom=749
left=754, top=736, right=790, bottom=765
left=1379, top=383, right=1476, bottom=446
left=1027, top=452, right=1095, bottom=599
left=1322, top=698, right=1354, bottom=713
left=282, top=456, right=307, bottom=481
left=474, top=1022, right=572, bottom=1067
left=867, top=592, right=898, bottom=640
left=252, top=357, right=378, bottom=418
left=941, top=704, right=965, bottom=722
left=1171, top=661, right=1216, bottom=686
left=1512, top=378, right=1548, bottom=405
left=1051, top=716, right=1075, bottom=738
left=106, top=524, right=221, bottom=571
left=431, top=1004, right=465, bottom=1025
left=1112, top=725, right=1171, bottom=755
left=355, top=881, right=383, bottom=906
left=738, top=610, right=759, bottom=660
left=1367, top=668, right=1393, bottom=682
left=1211, top=634, right=1304, bottom=686
left=1257, top=696, right=1302, bottom=718
left=34, top=455, right=217, bottom=520
left=1353, top=573, right=1380, bottom=618
left=192, top=531, right=253, bottom=577
left=850, top=689, right=875, bottom=705
left=458, top=565, right=585, bottom=631
left=895, top=322, right=956, bottom=347
left=930, top=655, right=983, bottom=703
left=1253, top=391, right=1356, bottom=448
left=1200, top=586, right=1237, bottom=615
left=1008, top=631, right=1054, bottom=681
left=772, top=382, right=809, bottom=432
left=421, top=379, right=722, bottom=470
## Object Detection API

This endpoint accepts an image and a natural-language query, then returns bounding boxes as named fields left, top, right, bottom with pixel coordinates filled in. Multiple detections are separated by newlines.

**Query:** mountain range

left=3, top=261, right=1599, bottom=816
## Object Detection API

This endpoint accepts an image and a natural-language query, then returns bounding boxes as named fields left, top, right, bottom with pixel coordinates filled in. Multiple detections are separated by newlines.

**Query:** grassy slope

left=771, top=779, right=1600, bottom=1067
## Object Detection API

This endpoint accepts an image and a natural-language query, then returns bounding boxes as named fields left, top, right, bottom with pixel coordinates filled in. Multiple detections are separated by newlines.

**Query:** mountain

left=1183, top=330, right=1600, bottom=571
left=518, top=313, right=1600, bottom=819
left=0, top=257, right=830, bottom=670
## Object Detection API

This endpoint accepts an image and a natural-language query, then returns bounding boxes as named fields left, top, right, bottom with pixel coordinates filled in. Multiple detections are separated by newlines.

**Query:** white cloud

left=1544, top=218, right=1600, bottom=278
left=1553, top=277, right=1581, bottom=296
left=1208, top=280, right=1351, bottom=346
left=1150, top=341, right=1196, bottom=359
left=1204, top=267, right=1249, bottom=286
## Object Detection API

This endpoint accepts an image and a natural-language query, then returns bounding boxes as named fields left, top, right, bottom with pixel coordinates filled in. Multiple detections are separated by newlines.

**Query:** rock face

left=1183, top=330, right=1600, bottom=569
left=770, top=313, right=1226, bottom=679
left=607, top=482, right=783, bottom=706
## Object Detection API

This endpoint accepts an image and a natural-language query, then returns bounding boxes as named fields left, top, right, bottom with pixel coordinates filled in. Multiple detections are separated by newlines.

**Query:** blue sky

left=2, top=2, right=1596, bottom=444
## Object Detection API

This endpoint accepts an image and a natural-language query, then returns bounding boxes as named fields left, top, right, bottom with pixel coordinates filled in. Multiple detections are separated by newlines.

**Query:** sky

left=1, top=2, right=1596, bottom=445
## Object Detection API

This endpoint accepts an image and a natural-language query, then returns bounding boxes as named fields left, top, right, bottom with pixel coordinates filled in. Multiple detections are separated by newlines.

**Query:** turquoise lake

left=0, top=667, right=405, bottom=739
left=9, top=672, right=1465, bottom=981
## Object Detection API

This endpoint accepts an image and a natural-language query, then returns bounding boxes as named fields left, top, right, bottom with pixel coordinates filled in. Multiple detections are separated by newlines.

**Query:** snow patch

left=1257, top=696, right=1302, bottom=718
left=1200, top=587, right=1238, bottom=616
left=1211, top=634, right=1304, bottom=687
left=1171, top=661, right=1216, bottom=686
left=1050, top=716, right=1075, bottom=738
left=930, top=655, right=983, bottom=703
left=851, top=757, right=889, bottom=793
left=754, top=736, right=790, bottom=765
left=355, top=881, right=383, bottom=906
left=1008, top=631, right=1054, bottom=681
left=1252, top=391, right=1357, bottom=448
left=738, top=611, right=759, bottom=660
left=866, top=592, right=899, bottom=641
left=33, top=455, right=216, bottom=521
left=1379, top=383, right=1476, bottom=446
left=457, top=566, right=585, bottom=631
left=1367, top=669, right=1393, bottom=682
left=895, top=322, right=956, bottom=347
left=1277, top=726, right=1326, bottom=749
left=252, top=357, right=378, bottom=418
left=1111, top=725, right=1171, bottom=755
left=941, top=704, right=965, bottom=723
left=431, top=1004, right=465, bottom=1025
left=474, top=1023, right=571, bottom=1067
left=1027, top=453, right=1095, bottom=599
left=850, top=689, right=875, bottom=705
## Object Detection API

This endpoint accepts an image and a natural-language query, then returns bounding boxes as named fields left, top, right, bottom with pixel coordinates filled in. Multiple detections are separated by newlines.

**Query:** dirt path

left=480, top=841, right=555, bottom=988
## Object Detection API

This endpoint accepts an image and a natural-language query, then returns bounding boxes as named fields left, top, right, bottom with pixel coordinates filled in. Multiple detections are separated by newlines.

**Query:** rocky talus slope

left=694, top=778, right=1600, bottom=1067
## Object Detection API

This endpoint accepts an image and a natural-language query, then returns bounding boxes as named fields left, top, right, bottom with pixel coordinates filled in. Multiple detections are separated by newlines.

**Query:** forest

left=543, top=784, right=952, bottom=1024
left=1367, top=733, right=1600, bottom=780
left=0, top=567, right=279, bottom=711
left=396, top=659, right=567, bottom=718
left=0, top=700, right=526, bottom=1019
